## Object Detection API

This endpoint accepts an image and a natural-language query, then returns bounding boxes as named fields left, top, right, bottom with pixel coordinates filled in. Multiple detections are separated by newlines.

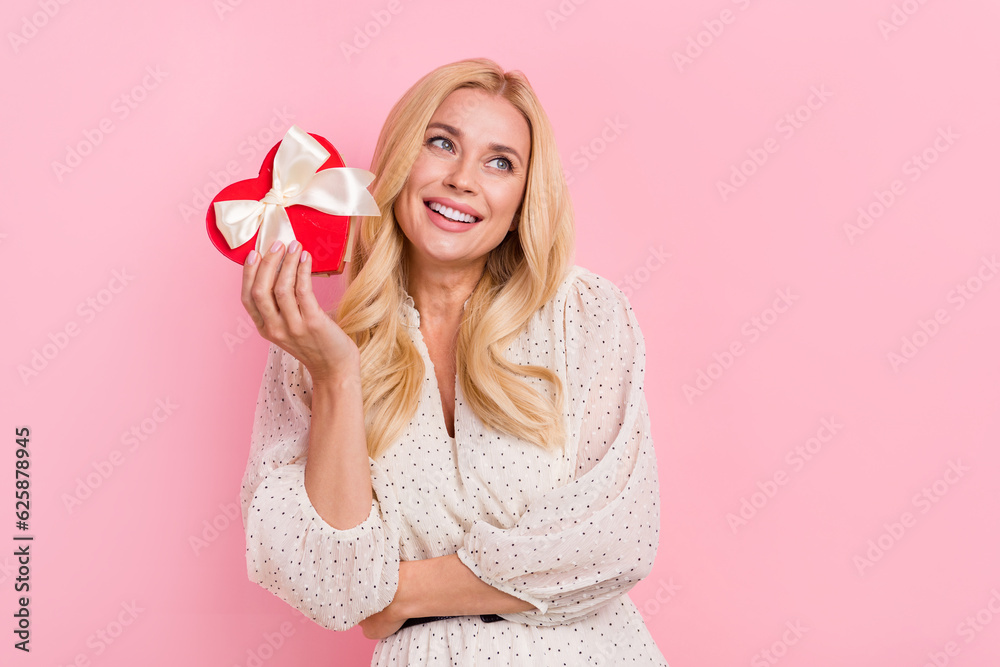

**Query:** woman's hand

left=358, top=603, right=407, bottom=640
left=241, top=241, right=358, bottom=383
left=358, top=560, right=416, bottom=640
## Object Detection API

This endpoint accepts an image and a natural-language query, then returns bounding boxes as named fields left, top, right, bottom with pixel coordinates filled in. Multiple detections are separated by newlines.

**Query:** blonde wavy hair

left=334, top=58, right=576, bottom=460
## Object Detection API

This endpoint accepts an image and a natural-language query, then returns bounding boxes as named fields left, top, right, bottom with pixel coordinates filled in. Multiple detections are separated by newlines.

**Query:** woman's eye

left=428, top=136, right=454, bottom=152
left=487, top=157, right=513, bottom=171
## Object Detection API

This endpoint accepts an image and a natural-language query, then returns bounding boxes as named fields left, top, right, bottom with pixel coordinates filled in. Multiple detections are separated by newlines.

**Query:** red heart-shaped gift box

left=206, top=132, right=360, bottom=275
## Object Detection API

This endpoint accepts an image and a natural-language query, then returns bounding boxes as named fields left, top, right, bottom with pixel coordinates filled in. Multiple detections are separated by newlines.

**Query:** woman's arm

left=305, top=369, right=375, bottom=530
left=397, top=555, right=538, bottom=617
left=359, top=555, right=536, bottom=639
left=242, top=243, right=402, bottom=631
left=244, top=241, right=373, bottom=530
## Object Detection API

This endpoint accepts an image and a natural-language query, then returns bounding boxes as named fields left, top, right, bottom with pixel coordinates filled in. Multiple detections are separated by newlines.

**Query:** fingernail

left=245, top=250, right=258, bottom=265
left=289, top=240, right=301, bottom=253
left=300, top=250, right=309, bottom=263
left=270, top=240, right=283, bottom=254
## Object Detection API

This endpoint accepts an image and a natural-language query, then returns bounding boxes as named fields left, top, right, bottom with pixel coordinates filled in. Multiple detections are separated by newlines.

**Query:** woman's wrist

left=391, top=560, right=421, bottom=619
left=308, top=354, right=361, bottom=388
left=390, top=555, right=537, bottom=620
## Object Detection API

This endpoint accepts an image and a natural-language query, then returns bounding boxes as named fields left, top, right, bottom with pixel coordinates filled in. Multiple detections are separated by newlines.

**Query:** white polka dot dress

left=241, top=265, right=669, bottom=666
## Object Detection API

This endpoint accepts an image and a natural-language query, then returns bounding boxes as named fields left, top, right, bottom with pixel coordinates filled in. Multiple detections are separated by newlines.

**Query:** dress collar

left=399, top=294, right=420, bottom=329
left=398, top=291, right=470, bottom=329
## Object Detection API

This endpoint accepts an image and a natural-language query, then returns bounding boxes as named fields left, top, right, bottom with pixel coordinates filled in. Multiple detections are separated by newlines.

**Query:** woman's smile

left=423, top=197, right=483, bottom=232
left=425, top=198, right=483, bottom=224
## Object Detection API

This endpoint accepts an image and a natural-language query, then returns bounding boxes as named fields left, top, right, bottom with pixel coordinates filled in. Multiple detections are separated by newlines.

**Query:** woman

left=239, top=58, right=669, bottom=665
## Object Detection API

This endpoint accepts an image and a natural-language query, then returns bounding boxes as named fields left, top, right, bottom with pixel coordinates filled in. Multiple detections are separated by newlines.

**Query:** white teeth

left=428, top=201, right=477, bottom=223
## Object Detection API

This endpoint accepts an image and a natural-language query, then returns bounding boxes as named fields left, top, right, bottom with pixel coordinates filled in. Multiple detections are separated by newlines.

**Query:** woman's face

left=394, top=87, right=531, bottom=276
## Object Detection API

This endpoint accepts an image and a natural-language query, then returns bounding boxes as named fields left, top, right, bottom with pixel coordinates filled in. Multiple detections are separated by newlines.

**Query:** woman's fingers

left=242, top=241, right=324, bottom=341
left=273, top=241, right=305, bottom=334
left=240, top=249, right=264, bottom=329
left=241, top=241, right=334, bottom=358
left=295, top=250, right=324, bottom=321
left=249, top=241, right=287, bottom=336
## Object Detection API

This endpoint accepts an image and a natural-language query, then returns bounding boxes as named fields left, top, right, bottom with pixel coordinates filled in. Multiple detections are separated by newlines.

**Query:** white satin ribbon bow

left=213, top=125, right=380, bottom=255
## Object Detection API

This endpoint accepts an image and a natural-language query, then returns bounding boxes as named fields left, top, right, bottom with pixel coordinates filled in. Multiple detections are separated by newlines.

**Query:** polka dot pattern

left=240, top=265, right=669, bottom=665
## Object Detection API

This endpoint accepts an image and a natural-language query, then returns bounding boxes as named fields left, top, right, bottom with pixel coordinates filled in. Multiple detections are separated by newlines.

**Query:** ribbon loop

left=213, top=125, right=380, bottom=255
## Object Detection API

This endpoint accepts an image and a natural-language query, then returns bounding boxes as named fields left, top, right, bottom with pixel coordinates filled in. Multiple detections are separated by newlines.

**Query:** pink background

left=4, top=0, right=999, bottom=665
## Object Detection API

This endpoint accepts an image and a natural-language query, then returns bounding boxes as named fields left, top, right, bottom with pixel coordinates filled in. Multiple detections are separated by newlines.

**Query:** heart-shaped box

left=206, top=127, right=378, bottom=275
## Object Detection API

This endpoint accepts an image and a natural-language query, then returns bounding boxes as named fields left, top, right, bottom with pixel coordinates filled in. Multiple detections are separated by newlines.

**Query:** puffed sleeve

left=240, top=343, right=401, bottom=631
left=455, top=271, right=662, bottom=626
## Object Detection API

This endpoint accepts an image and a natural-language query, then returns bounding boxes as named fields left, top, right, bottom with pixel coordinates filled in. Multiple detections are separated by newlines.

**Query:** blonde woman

left=239, top=58, right=669, bottom=666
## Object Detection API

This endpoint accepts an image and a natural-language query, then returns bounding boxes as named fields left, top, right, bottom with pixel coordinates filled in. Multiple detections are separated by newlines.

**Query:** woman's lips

left=423, top=198, right=483, bottom=222
left=424, top=201, right=479, bottom=232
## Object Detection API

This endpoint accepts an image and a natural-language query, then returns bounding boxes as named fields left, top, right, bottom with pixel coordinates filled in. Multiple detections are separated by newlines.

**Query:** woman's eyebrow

left=427, top=121, right=523, bottom=163
left=427, top=121, right=459, bottom=135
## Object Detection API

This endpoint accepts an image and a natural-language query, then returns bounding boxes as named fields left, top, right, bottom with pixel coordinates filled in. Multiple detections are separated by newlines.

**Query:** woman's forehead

left=429, top=89, right=530, bottom=154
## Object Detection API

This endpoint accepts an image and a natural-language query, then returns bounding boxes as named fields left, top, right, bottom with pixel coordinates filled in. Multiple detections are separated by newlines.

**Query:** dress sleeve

left=240, top=343, right=401, bottom=631
left=454, top=272, right=662, bottom=626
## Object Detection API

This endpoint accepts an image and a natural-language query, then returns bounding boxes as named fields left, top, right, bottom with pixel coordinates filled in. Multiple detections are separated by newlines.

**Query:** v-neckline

left=400, top=292, right=467, bottom=442
left=412, top=322, right=458, bottom=441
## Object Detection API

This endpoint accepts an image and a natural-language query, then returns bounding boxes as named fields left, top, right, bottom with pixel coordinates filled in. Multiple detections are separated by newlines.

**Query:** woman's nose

left=444, top=158, right=477, bottom=193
